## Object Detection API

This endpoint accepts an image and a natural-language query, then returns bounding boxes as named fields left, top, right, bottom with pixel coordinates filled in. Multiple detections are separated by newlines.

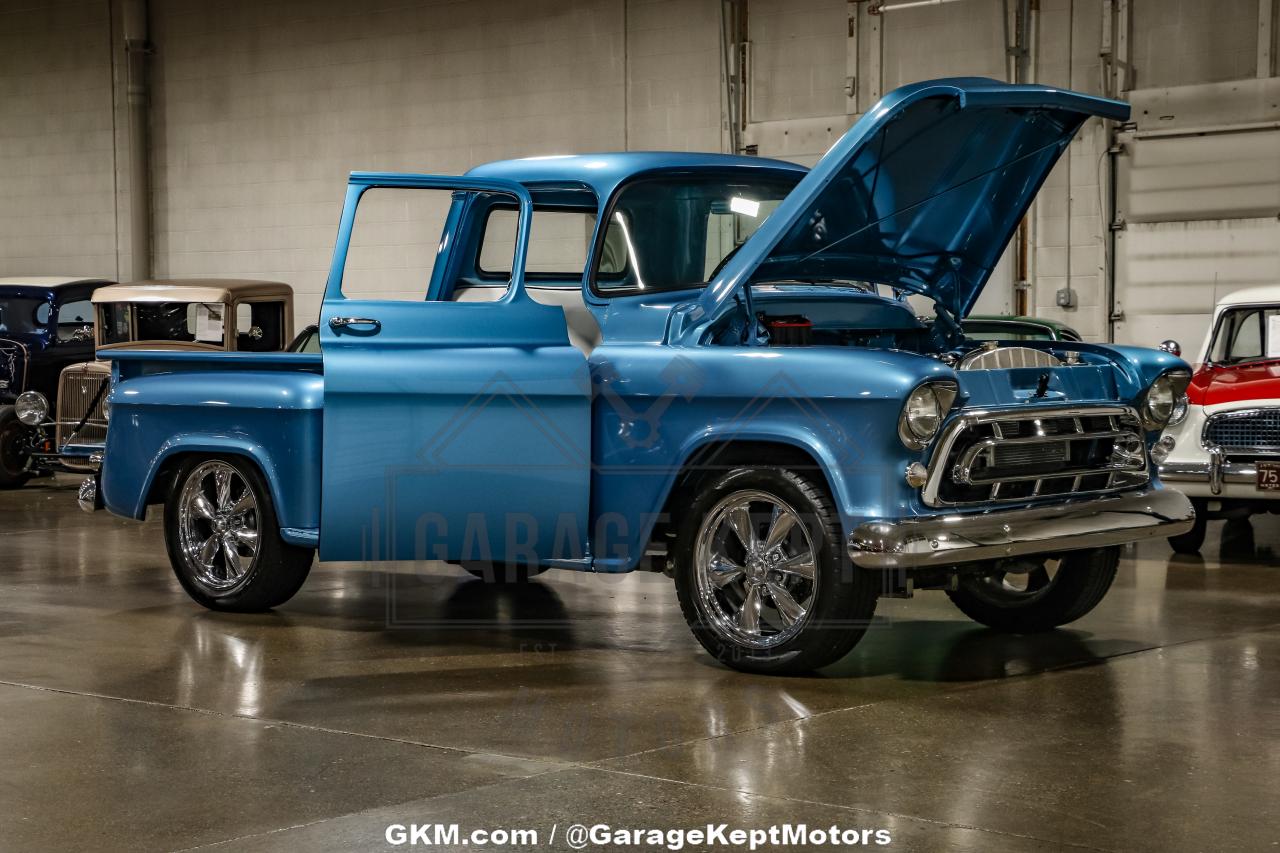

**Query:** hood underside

left=692, top=78, right=1130, bottom=331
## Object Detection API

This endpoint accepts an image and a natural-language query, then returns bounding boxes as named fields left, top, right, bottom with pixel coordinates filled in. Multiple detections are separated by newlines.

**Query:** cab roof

left=0, top=276, right=112, bottom=288
left=465, top=152, right=807, bottom=201
left=1216, top=285, right=1280, bottom=307
left=92, top=279, right=292, bottom=304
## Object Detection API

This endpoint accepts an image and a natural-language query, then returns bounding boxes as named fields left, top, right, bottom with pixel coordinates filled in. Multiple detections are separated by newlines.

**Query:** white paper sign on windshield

left=1268, top=314, right=1280, bottom=358
left=195, top=304, right=224, bottom=343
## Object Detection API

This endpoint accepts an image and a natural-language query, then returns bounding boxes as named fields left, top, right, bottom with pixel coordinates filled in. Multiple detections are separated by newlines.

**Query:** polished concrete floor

left=2, top=478, right=1279, bottom=852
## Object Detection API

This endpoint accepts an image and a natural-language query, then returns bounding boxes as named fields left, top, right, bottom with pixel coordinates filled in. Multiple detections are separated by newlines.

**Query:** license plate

left=1257, top=461, right=1280, bottom=491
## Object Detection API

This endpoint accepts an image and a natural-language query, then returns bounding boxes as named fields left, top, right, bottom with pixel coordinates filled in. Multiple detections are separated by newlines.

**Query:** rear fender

left=126, top=436, right=294, bottom=523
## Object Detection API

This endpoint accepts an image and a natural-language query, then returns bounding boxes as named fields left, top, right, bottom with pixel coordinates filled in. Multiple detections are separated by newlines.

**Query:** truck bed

left=102, top=349, right=324, bottom=538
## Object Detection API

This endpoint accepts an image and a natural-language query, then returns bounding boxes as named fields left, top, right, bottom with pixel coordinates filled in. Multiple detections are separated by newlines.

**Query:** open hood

left=687, top=78, right=1129, bottom=333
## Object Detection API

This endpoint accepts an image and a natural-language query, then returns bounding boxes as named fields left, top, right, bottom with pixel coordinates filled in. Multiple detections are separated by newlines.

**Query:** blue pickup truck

left=87, top=79, right=1194, bottom=674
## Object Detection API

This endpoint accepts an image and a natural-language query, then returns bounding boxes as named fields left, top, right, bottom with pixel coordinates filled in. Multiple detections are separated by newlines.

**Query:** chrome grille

left=1203, top=408, right=1280, bottom=455
left=959, top=346, right=1063, bottom=370
left=924, top=406, right=1149, bottom=507
left=56, top=365, right=109, bottom=448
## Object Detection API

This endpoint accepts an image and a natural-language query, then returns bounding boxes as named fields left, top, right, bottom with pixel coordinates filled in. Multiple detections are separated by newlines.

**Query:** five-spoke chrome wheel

left=176, top=460, right=260, bottom=593
left=693, top=489, right=818, bottom=649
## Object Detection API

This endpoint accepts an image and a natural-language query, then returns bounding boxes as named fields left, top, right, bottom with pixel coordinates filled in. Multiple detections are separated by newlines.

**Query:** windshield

left=0, top=296, right=53, bottom=336
left=1208, top=306, right=1280, bottom=365
left=593, top=175, right=799, bottom=295
left=963, top=321, right=1057, bottom=342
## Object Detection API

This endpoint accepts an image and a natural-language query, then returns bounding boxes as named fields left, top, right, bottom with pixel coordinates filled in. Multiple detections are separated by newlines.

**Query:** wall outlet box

left=1055, top=288, right=1077, bottom=308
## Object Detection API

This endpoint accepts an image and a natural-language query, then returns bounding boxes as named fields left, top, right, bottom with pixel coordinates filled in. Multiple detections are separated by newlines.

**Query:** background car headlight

left=1141, top=370, right=1191, bottom=430
left=14, top=391, right=48, bottom=426
left=899, top=381, right=958, bottom=450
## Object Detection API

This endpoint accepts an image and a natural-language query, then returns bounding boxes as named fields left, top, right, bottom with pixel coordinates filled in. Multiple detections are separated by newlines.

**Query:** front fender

left=587, top=345, right=938, bottom=571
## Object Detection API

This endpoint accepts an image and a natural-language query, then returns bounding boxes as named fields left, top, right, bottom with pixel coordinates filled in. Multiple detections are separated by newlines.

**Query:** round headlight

left=14, top=391, right=48, bottom=426
left=1143, top=374, right=1177, bottom=429
left=102, top=395, right=111, bottom=423
left=899, top=385, right=943, bottom=449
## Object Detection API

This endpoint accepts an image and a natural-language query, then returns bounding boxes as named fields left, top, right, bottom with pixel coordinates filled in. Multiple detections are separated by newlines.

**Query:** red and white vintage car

left=1159, top=286, right=1280, bottom=552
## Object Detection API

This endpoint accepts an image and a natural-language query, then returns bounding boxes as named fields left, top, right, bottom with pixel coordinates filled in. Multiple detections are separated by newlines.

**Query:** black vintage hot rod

left=0, top=277, right=112, bottom=488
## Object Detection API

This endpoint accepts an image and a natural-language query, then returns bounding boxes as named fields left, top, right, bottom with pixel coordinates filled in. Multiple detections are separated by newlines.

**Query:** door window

left=341, top=188, right=517, bottom=301
left=55, top=299, right=94, bottom=343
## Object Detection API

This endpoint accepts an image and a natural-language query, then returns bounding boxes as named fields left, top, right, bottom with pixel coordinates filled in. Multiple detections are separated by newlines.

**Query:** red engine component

left=764, top=315, right=813, bottom=346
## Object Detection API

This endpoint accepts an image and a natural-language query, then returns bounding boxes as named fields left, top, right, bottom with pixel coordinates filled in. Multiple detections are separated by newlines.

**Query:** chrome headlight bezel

left=898, top=381, right=958, bottom=450
left=14, top=390, right=49, bottom=427
left=1141, top=369, right=1191, bottom=431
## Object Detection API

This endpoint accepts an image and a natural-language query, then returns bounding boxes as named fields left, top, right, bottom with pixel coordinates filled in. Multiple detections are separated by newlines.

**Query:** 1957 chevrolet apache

left=86, top=79, right=1195, bottom=674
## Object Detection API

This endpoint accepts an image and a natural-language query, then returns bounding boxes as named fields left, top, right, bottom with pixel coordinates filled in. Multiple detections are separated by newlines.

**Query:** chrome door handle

left=329, top=316, right=381, bottom=330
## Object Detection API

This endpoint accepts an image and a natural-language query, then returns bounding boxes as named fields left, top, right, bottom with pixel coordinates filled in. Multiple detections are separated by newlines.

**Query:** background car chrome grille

left=1203, top=408, right=1280, bottom=456
left=56, top=366, right=109, bottom=448
left=925, top=407, right=1149, bottom=507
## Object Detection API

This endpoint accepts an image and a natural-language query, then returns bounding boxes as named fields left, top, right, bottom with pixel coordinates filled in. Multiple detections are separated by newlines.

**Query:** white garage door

left=1113, top=126, right=1280, bottom=353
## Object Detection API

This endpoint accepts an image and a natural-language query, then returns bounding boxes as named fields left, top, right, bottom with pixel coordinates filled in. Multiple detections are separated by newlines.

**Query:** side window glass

left=238, top=302, right=285, bottom=351
left=56, top=299, right=93, bottom=343
left=99, top=304, right=132, bottom=344
left=342, top=188, right=490, bottom=301
left=34, top=302, right=52, bottom=325
left=190, top=303, right=226, bottom=344
left=479, top=209, right=594, bottom=276
left=1230, top=310, right=1263, bottom=361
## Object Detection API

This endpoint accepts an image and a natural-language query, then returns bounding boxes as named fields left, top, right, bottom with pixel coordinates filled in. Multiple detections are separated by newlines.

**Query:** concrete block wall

left=0, top=0, right=117, bottom=278
left=0, top=0, right=1272, bottom=339
left=145, top=0, right=724, bottom=324
left=151, top=0, right=639, bottom=323
left=1032, top=0, right=1111, bottom=340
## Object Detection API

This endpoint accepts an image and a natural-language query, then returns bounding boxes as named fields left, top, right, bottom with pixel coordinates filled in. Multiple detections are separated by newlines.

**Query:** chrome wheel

left=693, top=489, right=818, bottom=650
left=176, top=461, right=260, bottom=593
left=966, top=557, right=1062, bottom=604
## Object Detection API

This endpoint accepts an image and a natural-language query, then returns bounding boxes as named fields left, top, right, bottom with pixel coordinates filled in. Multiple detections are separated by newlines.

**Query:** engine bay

left=717, top=284, right=1088, bottom=370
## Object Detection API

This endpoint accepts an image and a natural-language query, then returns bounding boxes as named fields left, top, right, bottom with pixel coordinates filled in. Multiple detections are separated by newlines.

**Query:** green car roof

left=964, top=314, right=1082, bottom=341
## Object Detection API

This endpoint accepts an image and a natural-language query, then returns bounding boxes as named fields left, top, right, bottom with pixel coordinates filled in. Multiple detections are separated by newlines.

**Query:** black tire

left=463, top=563, right=548, bottom=583
left=163, top=454, right=314, bottom=612
left=1168, top=498, right=1208, bottom=554
left=0, top=406, right=33, bottom=489
left=673, top=466, right=878, bottom=675
left=946, top=546, right=1119, bottom=633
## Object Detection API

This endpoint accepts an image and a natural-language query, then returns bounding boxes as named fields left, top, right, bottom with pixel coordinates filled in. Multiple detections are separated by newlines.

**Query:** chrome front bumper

left=848, top=489, right=1194, bottom=569
left=1159, top=450, right=1274, bottom=496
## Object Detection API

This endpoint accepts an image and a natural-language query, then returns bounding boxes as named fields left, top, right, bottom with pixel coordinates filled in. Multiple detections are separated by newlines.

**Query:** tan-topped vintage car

left=41, top=280, right=294, bottom=472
